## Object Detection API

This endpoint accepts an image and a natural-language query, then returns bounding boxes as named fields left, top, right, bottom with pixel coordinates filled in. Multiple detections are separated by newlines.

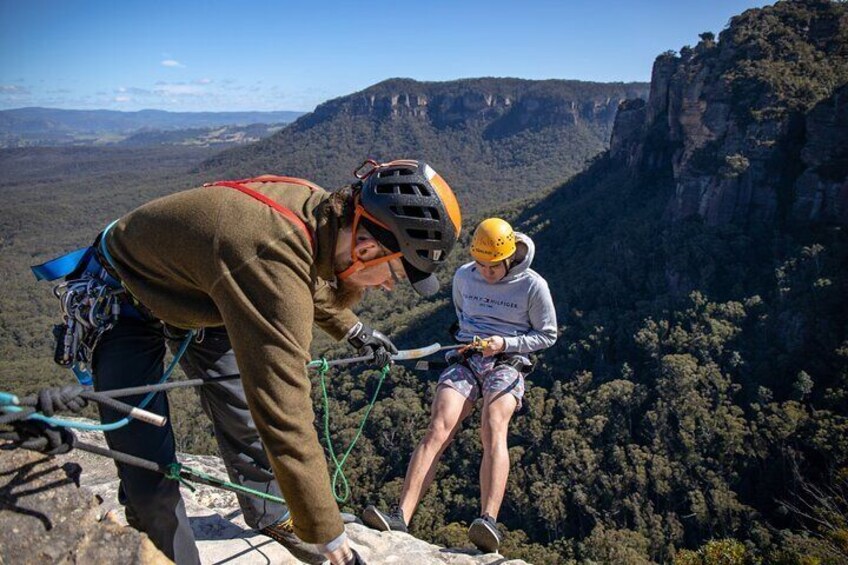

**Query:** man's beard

left=330, top=278, right=366, bottom=310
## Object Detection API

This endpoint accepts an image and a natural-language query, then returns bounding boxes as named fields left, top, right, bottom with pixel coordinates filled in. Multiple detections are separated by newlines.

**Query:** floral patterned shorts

left=437, top=353, right=525, bottom=408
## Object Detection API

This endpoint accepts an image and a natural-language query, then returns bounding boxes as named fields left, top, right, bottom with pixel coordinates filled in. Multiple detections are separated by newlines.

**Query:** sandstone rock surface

left=2, top=425, right=529, bottom=564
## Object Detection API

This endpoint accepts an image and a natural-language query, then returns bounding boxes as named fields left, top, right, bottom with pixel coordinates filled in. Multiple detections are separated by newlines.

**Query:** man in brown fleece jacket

left=91, top=160, right=462, bottom=564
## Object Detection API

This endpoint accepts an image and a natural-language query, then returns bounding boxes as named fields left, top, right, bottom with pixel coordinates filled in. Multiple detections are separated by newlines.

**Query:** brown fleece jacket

left=104, top=177, right=359, bottom=544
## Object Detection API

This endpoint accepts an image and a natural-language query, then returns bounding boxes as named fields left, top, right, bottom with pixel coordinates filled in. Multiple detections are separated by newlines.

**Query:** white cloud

left=0, top=85, right=30, bottom=94
left=114, top=96, right=131, bottom=102
left=117, top=87, right=152, bottom=96
left=154, top=83, right=204, bottom=96
left=161, top=59, right=185, bottom=68
left=193, top=78, right=212, bottom=85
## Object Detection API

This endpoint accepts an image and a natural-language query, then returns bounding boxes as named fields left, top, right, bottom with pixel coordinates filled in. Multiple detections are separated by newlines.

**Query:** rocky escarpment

left=609, top=0, right=848, bottom=227
left=298, top=78, right=641, bottom=135
left=1, top=427, right=529, bottom=565
left=200, top=77, right=648, bottom=213
left=0, top=446, right=169, bottom=564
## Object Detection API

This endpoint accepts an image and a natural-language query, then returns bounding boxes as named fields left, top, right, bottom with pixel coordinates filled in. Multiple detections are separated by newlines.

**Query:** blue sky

left=0, top=0, right=768, bottom=113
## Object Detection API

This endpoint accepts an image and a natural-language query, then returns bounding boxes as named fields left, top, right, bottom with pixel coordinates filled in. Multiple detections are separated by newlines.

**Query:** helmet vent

left=390, top=206, right=440, bottom=221
left=407, top=228, right=442, bottom=241
left=377, top=168, right=414, bottom=178
left=417, top=249, right=445, bottom=261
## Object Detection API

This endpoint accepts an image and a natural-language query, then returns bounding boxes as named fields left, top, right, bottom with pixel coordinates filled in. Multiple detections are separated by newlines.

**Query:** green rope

left=318, top=357, right=390, bottom=503
left=165, top=462, right=197, bottom=492
left=5, top=353, right=384, bottom=508
left=160, top=352, right=388, bottom=508
left=166, top=461, right=288, bottom=505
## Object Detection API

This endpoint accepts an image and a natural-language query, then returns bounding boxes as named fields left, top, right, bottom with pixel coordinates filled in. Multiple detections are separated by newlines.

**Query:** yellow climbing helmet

left=470, top=218, right=516, bottom=265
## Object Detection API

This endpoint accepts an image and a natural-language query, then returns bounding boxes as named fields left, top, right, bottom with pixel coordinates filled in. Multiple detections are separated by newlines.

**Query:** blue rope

left=99, top=219, right=120, bottom=269
left=1, top=331, right=194, bottom=431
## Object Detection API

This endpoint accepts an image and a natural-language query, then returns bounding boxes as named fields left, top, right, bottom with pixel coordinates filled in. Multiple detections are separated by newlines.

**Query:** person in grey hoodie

left=362, top=218, right=557, bottom=553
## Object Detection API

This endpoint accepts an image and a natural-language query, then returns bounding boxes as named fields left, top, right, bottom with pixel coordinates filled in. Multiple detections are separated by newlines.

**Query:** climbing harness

left=32, top=220, right=148, bottom=386
left=204, top=175, right=321, bottom=254
left=414, top=337, right=534, bottom=375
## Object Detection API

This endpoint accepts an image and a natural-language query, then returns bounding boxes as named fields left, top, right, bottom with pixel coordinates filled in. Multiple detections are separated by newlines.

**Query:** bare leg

left=479, top=391, right=517, bottom=519
left=399, top=385, right=473, bottom=522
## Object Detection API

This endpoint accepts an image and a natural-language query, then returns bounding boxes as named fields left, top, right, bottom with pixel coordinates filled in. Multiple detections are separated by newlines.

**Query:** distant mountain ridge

left=0, top=107, right=304, bottom=147
left=200, top=77, right=649, bottom=212
left=115, top=123, right=287, bottom=149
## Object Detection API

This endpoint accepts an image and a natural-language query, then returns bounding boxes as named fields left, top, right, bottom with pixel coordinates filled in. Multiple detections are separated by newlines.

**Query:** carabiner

left=353, top=159, right=379, bottom=180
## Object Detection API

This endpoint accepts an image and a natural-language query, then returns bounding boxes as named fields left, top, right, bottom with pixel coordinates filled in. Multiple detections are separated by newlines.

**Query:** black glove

left=4, top=420, right=76, bottom=455
left=445, top=349, right=465, bottom=365
left=347, top=322, right=398, bottom=368
left=37, top=384, right=88, bottom=416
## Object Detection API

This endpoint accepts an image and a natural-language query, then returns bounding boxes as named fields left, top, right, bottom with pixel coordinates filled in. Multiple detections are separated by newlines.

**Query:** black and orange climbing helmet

left=343, top=159, right=462, bottom=296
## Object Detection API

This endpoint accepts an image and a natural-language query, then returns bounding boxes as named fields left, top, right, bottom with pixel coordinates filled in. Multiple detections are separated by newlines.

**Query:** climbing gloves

left=445, top=349, right=465, bottom=365
left=347, top=322, right=397, bottom=368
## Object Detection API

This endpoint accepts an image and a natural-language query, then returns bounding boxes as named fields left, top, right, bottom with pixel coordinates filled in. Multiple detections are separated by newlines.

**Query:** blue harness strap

left=33, top=219, right=147, bottom=387
left=31, top=247, right=93, bottom=281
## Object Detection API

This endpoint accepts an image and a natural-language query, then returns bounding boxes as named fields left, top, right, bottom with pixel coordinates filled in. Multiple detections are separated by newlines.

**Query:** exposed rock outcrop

left=0, top=446, right=169, bottom=564
left=1, top=427, right=529, bottom=564
left=298, top=78, right=645, bottom=134
left=609, top=0, right=848, bottom=228
left=793, top=83, right=848, bottom=224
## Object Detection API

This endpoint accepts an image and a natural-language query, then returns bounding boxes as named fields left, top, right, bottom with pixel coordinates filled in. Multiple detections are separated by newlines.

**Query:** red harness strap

left=205, top=176, right=318, bottom=254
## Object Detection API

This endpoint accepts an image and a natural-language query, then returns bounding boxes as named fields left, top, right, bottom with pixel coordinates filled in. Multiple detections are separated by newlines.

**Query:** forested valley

left=1, top=1, right=847, bottom=563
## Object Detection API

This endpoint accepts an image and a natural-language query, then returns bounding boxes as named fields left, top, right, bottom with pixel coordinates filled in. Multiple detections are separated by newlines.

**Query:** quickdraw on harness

left=32, top=221, right=140, bottom=386
left=32, top=176, right=321, bottom=387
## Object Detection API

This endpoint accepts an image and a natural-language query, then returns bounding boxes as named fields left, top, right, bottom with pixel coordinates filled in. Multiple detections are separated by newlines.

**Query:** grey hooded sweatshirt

left=453, top=232, right=557, bottom=354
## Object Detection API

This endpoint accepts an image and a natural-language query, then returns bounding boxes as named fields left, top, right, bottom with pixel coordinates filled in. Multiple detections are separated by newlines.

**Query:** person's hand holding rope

left=457, top=335, right=506, bottom=357
left=347, top=322, right=397, bottom=367
left=36, top=384, right=88, bottom=416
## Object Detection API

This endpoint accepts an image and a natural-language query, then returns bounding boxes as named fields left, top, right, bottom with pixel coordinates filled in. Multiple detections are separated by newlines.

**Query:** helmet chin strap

left=336, top=252, right=403, bottom=281
left=336, top=201, right=403, bottom=281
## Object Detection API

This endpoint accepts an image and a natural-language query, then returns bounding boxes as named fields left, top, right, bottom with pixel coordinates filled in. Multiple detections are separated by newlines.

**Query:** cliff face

left=302, top=78, right=633, bottom=135
left=201, top=77, right=648, bottom=213
left=610, top=0, right=848, bottom=227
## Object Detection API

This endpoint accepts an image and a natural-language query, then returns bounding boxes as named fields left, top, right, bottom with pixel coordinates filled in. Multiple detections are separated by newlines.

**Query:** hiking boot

left=361, top=505, right=408, bottom=533
left=260, top=515, right=325, bottom=565
left=468, top=514, right=502, bottom=553
left=341, top=511, right=362, bottom=525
